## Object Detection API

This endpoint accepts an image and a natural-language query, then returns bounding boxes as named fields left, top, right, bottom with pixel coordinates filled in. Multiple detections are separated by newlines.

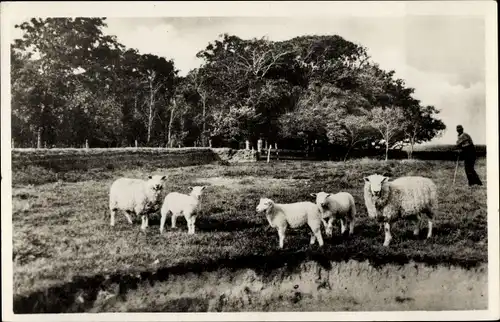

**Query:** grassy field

left=10, top=157, right=487, bottom=312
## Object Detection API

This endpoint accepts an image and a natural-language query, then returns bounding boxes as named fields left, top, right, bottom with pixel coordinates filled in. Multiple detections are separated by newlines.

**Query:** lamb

left=255, top=198, right=324, bottom=249
left=160, top=186, right=206, bottom=235
left=310, top=191, right=356, bottom=237
left=109, top=175, right=167, bottom=230
left=363, top=174, right=438, bottom=246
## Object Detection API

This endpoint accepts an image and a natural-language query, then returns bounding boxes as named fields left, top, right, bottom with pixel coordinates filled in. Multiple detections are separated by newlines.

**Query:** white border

left=1, top=1, right=498, bottom=321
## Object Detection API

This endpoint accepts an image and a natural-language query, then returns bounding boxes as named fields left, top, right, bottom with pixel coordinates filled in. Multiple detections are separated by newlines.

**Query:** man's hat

left=456, top=125, right=463, bottom=130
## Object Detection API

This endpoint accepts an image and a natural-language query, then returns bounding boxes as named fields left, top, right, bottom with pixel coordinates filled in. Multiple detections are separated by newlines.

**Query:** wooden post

left=257, top=139, right=263, bottom=153
left=135, top=140, right=138, bottom=148
left=85, top=139, right=89, bottom=149
left=275, top=143, right=279, bottom=161
left=267, top=145, right=272, bottom=163
left=245, top=140, right=250, bottom=150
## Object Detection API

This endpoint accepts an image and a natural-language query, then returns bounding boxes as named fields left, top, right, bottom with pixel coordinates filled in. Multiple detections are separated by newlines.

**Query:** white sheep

left=109, top=175, right=167, bottom=230
left=160, top=186, right=206, bottom=235
left=363, top=174, right=438, bottom=246
left=310, top=191, right=356, bottom=237
left=255, top=198, right=324, bottom=249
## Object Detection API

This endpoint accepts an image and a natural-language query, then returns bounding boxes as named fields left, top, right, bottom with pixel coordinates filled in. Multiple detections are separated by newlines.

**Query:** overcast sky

left=9, top=15, right=487, bottom=145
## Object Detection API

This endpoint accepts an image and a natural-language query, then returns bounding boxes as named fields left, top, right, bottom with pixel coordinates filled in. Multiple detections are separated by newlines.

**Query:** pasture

left=11, top=156, right=488, bottom=312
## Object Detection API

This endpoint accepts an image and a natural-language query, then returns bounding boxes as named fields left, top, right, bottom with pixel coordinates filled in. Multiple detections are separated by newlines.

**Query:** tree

left=368, top=106, right=406, bottom=161
left=327, top=113, right=374, bottom=161
left=136, top=54, right=177, bottom=144
left=11, top=18, right=122, bottom=147
left=402, top=105, right=446, bottom=158
left=195, top=34, right=296, bottom=145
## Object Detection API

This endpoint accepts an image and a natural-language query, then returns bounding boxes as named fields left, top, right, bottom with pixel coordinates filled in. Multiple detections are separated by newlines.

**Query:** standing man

left=455, top=125, right=483, bottom=186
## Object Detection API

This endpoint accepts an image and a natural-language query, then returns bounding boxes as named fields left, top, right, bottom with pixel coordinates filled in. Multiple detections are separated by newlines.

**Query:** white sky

left=8, top=15, right=487, bottom=145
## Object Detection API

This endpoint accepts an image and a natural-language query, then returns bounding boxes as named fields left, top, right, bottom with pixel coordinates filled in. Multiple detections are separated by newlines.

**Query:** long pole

left=452, top=155, right=460, bottom=185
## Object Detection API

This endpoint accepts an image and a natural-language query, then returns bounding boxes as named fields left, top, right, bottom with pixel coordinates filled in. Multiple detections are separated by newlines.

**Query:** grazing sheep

left=109, top=175, right=167, bottom=230
left=255, top=198, right=324, bottom=249
left=363, top=174, right=438, bottom=246
left=311, top=191, right=356, bottom=237
left=160, top=186, right=206, bottom=235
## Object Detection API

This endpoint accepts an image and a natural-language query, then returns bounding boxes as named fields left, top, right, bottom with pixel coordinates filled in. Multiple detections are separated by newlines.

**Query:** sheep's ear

left=148, top=175, right=152, bottom=180
left=188, top=186, right=193, bottom=190
left=310, top=193, right=317, bottom=198
left=201, top=186, right=206, bottom=190
left=161, top=175, right=167, bottom=181
left=363, top=176, right=370, bottom=182
left=382, top=177, right=389, bottom=183
left=327, top=193, right=332, bottom=198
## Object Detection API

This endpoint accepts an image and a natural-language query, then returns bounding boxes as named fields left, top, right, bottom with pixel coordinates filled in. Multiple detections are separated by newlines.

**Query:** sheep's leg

left=160, top=211, right=168, bottom=234
left=425, top=210, right=434, bottom=239
left=310, top=233, right=316, bottom=245
left=340, top=218, right=347, bottom=235
left=348, top=218, right=355, bottom=235
left=277, top=226, right=286, bottom=249
left=413, top=216, right=421, bottom=237
left=427, top=220, right=433, bottom=239
left=171, top=213, right=178, bottom=229
left=110, top=208, right=117, bottom=227
left=313, top=226, right=324, bottom=247
left=124, top=210, right=134, bottom=225
left=383, top=222, right=392, bottom=246
left=325, top=218, right=334, bottom=237
left=140, top=213, right=148, bottom=231
left=188, top=216, right=197, bottom=235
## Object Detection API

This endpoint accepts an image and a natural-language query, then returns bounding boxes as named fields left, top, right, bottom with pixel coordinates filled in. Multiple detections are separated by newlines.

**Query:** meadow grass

left=11, top=158, right=487, bottom=311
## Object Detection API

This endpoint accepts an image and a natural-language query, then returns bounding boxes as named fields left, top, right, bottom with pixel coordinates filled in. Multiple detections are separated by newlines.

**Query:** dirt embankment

left=14, top=257, right=487, bottom=313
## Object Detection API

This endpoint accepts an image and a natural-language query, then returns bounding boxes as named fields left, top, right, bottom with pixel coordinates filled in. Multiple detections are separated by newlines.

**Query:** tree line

left=11, top=18, right=446, bottom=160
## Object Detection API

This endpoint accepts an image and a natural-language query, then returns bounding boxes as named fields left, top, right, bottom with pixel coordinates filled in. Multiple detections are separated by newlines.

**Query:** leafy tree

left=11, top=18, right=122, bottom=147
left=368, top=106, right=407, bottom=161
left=326, top=113, right=375, bottom=161
left=402, top=105, right=446, bottom=158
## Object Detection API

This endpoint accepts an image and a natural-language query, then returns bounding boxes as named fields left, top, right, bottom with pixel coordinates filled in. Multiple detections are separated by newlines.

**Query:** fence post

left=245, top=140, right=250, bottom=150
left=85, top=139, right=89, bottom=149
left=257, top=139, right=262, bottom=153
left=267, top=145, right=272, bottom=163
left=135, top=140, right=138, bottom=148
left=275, top=143, right=279, bottom=161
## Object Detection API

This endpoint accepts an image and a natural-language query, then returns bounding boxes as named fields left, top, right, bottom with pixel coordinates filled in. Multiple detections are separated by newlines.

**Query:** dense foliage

left=11, top=18, right=446, bottom=159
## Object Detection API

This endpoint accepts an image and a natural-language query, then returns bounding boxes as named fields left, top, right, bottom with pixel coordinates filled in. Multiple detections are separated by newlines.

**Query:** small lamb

left=311, top=191, right=356, bottom=237
left=160, top=186, right=206, bottom=235
left=256, top=198, right=324, bottom=249
left=364, top=174, right=438, bottom=246
left=109, top=175, right=167, bottom=230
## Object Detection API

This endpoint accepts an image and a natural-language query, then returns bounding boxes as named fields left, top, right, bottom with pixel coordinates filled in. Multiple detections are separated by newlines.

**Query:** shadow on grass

left=146, top=216, right=263, bottom=232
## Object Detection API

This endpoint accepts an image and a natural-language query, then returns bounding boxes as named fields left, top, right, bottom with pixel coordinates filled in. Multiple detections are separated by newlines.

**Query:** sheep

left=310, top=191, right=356, bottom=237
left=255, top=198, right=324, bottom=249
left=160, top=186, right=206, bottom=235
left=109, top=175, right=167, bottom=230
left=363, top=174, right=438, bottom=246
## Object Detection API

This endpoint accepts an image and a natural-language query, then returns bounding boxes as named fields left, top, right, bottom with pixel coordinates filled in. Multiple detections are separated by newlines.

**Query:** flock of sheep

left=108, top=172, right=438, bottom=248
